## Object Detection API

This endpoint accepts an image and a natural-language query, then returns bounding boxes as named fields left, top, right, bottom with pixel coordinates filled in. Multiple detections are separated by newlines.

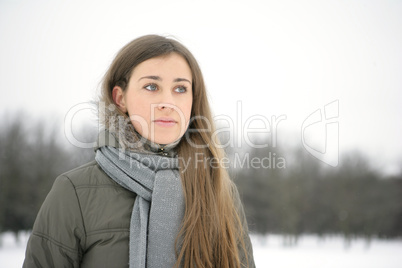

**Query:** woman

left=23, top=35, right=255, bottom=268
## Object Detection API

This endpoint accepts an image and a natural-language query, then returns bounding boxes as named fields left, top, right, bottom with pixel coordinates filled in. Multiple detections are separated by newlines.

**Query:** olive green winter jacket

left=23, top=139, right=255, bottom=267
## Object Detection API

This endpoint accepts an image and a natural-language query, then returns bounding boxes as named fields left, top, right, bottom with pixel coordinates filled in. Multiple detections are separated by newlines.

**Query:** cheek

left=127, top=97, right=150, bottom=118
left=126, top=98, right=152, bottom=136
left=178, top=97, right=193, bottom=124
left=184, top=103, right=192, bottom=122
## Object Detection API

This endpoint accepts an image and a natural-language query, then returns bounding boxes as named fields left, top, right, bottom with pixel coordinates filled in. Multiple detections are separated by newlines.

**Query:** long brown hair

left=99, top=35, right=248, bottom=268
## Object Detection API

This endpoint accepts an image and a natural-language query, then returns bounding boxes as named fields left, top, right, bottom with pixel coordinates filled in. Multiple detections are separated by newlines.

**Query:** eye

left=175, top=86, right=187, bottom=93
left=144, top=84, right=158, bottom=91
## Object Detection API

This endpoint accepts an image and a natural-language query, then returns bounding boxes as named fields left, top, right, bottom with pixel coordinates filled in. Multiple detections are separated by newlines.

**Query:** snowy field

left=0, top=232, right=401, bottom=267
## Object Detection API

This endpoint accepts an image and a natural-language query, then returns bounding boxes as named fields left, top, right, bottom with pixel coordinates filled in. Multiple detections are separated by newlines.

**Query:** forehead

left=131, top=53, right=192, bottom=79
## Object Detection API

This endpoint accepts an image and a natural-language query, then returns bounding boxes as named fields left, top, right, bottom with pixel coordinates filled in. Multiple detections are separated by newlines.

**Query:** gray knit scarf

left=95, top=146, right=184, bottom=268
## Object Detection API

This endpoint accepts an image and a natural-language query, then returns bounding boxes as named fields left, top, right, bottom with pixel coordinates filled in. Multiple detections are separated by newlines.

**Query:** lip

left=153, top=117, right=177, bottom=127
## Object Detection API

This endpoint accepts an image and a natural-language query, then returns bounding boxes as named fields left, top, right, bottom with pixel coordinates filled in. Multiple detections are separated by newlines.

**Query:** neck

left=134, top=131, right=181, bottom=157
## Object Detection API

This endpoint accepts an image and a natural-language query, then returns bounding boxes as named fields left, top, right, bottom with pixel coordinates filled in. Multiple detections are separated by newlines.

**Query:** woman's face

left=114, top=53, right=193, bottom=145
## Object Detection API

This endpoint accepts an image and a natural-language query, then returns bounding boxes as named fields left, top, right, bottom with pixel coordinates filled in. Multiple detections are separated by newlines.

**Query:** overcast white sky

left=1, top=0, right=401, bottom=174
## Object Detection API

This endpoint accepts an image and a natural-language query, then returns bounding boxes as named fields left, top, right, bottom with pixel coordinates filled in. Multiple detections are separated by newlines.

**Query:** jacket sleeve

left=233, top=185, right=256, bottom=268
left=23, top=175, right=85, bottom=268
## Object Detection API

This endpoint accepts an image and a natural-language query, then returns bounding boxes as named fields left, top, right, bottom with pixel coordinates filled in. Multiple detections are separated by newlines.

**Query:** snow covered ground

left=0, top=232, right=401, bottom=267
left=251, top=235, right=402, bottom=268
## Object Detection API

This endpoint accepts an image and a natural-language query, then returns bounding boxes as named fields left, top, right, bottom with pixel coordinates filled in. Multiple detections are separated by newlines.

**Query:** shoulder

left=59, top=160, right=116, bottom=188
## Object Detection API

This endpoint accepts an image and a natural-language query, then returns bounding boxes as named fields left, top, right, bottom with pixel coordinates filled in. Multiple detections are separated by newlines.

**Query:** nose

left=157, top=103, right=173, bottom=110
left=156, top=91, right=175, bottom=111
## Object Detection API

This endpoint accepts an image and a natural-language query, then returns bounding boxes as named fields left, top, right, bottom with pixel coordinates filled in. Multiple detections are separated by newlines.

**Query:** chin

left=153, top=133, right=182, bottom=145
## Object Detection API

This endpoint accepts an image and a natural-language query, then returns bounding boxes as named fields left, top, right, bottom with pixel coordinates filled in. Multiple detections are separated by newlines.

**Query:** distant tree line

left=0, top=114, right=401, bottom=242
left=0, top=113, right=95, bottom=237
left=233, top=143, right=402, bottom=241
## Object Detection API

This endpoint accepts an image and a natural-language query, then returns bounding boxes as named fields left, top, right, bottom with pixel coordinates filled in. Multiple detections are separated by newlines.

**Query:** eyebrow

left=138, top=76, right=191, bottom=84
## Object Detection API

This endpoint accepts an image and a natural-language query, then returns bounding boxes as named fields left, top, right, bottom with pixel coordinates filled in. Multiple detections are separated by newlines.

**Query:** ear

left=112, top=86, right=127, bottom=113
